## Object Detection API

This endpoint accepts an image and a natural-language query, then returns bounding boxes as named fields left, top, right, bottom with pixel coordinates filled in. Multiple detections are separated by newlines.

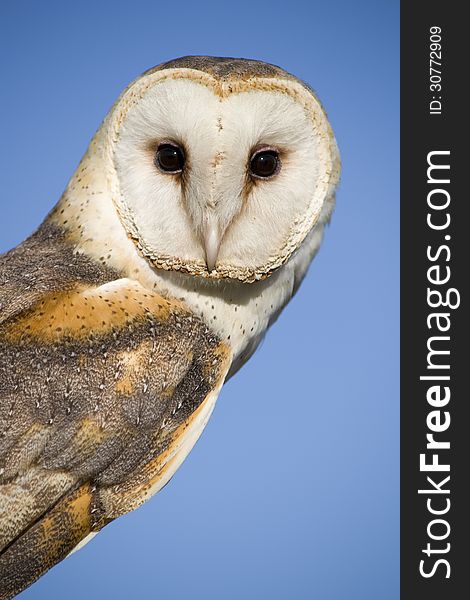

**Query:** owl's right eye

left=155, top=143, right=185, bottom=173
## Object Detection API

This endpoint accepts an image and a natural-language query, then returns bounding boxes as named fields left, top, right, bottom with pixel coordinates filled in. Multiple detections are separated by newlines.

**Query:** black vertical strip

left=401, top=4, right=467, bottom=599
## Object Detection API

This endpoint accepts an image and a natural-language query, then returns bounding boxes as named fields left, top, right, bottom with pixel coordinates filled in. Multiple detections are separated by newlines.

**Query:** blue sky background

left=0, top=1, right=399, bottom=598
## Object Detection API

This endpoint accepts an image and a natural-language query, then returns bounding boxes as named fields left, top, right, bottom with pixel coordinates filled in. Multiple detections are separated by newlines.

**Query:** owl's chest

left=145, top=260, right=298, bottom=375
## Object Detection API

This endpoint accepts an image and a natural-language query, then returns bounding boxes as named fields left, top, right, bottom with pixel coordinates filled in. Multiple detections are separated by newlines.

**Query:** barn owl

left=0, top=56, right=340, bottom=597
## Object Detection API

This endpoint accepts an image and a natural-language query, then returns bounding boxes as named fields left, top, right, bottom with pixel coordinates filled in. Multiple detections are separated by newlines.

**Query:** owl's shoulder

left=0, top=223, right=118, bottom=325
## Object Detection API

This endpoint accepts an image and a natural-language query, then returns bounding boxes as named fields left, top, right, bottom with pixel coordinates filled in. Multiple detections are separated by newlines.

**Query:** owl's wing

left=0, top=273, right=230, bottom=598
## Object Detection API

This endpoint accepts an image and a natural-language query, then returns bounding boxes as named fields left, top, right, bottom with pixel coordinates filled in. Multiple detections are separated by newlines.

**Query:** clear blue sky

left=0, top=1, right=399, bottom=598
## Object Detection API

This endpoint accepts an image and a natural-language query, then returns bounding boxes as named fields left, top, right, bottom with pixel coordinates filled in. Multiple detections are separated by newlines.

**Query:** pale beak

left=204, top=222, right=221, bottom=272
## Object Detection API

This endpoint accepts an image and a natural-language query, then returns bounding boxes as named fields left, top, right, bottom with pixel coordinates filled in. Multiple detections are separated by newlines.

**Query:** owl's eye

left=249, top=149, right=280, bottom=179
left=155, top=143, right=185, bottom=173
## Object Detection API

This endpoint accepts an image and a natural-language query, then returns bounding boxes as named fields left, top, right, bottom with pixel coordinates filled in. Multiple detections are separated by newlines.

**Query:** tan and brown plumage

left=0, top=225, right=230, bottom=597
left=0, top=56, right=339, bottom=597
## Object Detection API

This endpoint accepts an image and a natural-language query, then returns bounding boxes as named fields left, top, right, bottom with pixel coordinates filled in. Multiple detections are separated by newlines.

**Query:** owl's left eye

left=155, top=143, right=185, bottom=173
left=249, top=148, right=281, bottom=179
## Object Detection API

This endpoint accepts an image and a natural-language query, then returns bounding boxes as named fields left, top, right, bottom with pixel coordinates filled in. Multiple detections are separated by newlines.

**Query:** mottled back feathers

left=0, top=225, right=230, bottom=598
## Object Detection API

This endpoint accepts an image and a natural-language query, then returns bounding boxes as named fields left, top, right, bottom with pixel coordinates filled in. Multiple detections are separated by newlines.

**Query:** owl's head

left=99, top=57, right=340, bottom=282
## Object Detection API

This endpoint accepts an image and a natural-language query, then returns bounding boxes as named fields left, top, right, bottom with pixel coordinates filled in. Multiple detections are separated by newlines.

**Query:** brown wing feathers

left=0, top=225, right=230, bottom=598
left=0, top=483, right=96, bottom=597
